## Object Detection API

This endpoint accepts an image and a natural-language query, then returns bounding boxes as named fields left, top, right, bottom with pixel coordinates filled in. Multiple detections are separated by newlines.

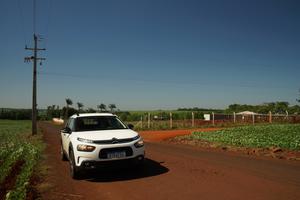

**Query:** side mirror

left=127, top=124, right=134, bottom=130
left=62, top=127, right=72, bottom=134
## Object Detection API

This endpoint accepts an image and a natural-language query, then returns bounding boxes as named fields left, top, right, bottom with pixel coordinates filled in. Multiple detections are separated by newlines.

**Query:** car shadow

left=82, top=158, right=169, bottom=182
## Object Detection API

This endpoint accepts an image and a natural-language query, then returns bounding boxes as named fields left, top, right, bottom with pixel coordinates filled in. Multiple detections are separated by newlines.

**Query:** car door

left=61, top=119, right=73, bottom=154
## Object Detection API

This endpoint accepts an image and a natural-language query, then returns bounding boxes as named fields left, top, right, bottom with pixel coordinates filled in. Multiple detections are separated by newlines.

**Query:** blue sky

left=0, top=0, right=299, bottom=110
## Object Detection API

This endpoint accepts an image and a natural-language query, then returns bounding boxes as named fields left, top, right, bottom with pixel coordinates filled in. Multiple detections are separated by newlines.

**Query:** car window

left=75, top=116, right=127, bottom=132
left=69, top=118, right=76, bottom=131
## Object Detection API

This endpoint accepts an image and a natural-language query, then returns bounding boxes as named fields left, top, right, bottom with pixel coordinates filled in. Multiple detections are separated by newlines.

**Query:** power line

left=44, top=0, right=53, bottom=49
left=33, top=0, right=36, bottom=34
left=17, top=0, right=27, bottom=46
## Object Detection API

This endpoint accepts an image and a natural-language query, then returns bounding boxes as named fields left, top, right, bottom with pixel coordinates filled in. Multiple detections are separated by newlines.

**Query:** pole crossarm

left=25, top=47, right=46, bottom=51
left=24, top=57, right=46, bottom=60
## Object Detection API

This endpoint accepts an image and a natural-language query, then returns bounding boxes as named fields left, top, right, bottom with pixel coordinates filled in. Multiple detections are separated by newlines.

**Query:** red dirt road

left=39, top=123, right=300, bottom=200
left=139, top=128, right=221, bottom=142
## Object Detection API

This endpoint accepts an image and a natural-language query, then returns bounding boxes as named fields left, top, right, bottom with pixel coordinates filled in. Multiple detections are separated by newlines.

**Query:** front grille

left=99, top=147, right=133, bottom=159
left=93, top=135, right=139, bottom=145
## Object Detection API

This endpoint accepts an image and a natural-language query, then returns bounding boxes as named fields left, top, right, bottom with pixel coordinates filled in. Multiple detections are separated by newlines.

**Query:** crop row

left=0, top=120, right=43, bottom=200
left=6, top=143, right=40, bottom=200
left=191, top=124, right=300, bottom=150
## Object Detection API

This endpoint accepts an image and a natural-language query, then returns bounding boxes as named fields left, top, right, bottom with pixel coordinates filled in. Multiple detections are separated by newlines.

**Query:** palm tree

left=108, top=104, right=116, bottom=113
left=66, top=98, right=73, bottom=107
left=77, top=102, right=84, bottom=112
left=99, top=103, right=106, bottom=112
left=65, top=98, right=73, bottom=118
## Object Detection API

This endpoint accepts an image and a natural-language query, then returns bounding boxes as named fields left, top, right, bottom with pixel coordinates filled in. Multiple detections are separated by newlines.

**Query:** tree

left=297, top=89, right=300, bottom=103
left=98, top=103, right=106, bottom=112
left=288, top=105, right=300, bottom=115
left=62, top=107, right=77, bottom=118
left=256, top=103, right=270, bottom=114
left=108, top=104, right=116, bottom=113
left=65, top=98, right=73, bottom=118
left=66, top=98, right=73, bottom=107
left=274, top=102, right=289, bottom=114
left=46, top=106, right=53, bottom=120
left=77, top=102, right=84, bottom=112
left=228, top=104, right=240, bottom=112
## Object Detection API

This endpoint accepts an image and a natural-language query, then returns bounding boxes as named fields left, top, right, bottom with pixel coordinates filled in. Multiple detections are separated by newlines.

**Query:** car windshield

left=75, top=116, right=127, bottom=132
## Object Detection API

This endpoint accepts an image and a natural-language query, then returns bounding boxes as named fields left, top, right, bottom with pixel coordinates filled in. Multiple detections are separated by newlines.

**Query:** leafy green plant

left=0, top=148, right=24, bottom=184
left=6, top=143, right=41, bottom=200
left=191, top=124, right=300, bottom=150
left=0, top=120, right=43, bottom=200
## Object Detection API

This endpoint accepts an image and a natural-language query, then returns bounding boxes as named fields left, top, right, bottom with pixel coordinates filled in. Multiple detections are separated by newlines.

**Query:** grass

left=190, top=124, right=300, bottom=150
left=0, top=120, right=44, bottom=200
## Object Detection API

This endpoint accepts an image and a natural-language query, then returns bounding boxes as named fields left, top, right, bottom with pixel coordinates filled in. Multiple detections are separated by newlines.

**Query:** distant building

left=236, top=111, right=257, bottom=115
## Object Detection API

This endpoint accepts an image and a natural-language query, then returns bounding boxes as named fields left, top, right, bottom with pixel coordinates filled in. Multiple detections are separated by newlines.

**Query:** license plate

left=107, top=151, right=126, bottom=159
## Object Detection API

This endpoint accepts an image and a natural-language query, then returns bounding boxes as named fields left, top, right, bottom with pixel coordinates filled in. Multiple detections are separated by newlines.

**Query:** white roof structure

left=236, top=111, right=257, bottom=115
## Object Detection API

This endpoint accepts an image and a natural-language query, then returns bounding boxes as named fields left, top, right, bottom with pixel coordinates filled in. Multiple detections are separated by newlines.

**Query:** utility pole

left=25, top=34, right=46, bottom=135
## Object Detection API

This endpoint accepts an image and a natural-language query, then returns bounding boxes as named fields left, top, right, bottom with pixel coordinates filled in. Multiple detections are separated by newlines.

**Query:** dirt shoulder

left=139, top=127, right=300, bottom=162
left=139, top=127, right=221, bottom=142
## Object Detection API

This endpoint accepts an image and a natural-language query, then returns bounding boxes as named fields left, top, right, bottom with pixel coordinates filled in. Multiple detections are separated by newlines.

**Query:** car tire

left=134, top=156, right=145, bottom=168
left=69, top=149, right=81, bottom=179
left=60, top=145, right=68, bottom=161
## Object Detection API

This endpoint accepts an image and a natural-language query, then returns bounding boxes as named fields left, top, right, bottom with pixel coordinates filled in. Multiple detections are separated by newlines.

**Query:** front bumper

left=73, top=141, right=145, bottom=167
left=80, top=155, right=145, bottom=169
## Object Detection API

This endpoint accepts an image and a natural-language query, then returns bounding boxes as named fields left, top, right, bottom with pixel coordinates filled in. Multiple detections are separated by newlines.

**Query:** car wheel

left=69, top=149, right=81, bottom=179
left=134, top=156, right=145, bottom=168
left=60, top=145, right=68, bottom=161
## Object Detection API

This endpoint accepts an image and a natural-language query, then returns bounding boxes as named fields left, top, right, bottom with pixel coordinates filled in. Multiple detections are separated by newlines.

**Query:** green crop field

left=190, top=124, right=300, bottom=150
left=0, top=120, right=43, bottom=200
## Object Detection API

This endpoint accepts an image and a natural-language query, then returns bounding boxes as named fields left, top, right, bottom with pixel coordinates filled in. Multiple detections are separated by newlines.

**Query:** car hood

left=74, top=129, right=139, bottom=141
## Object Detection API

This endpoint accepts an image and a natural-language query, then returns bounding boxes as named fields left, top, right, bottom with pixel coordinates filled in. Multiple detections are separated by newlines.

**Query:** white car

left=60, top=113, right=145, bottom=179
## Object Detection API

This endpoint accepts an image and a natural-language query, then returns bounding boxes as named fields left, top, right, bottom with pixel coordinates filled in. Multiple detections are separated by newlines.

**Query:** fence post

left=212, top=112, right=215, bottom=126
left=252, top=113, right=255, bottom=125
left=192, top=112, right=194, bottom=128
left=148, top=113, right=151, bottom=129
left=233, top=112, right=236, bottom=123
left=269, top=111, right=272, bottom=123
left=170, top=112, right=173, bottom=129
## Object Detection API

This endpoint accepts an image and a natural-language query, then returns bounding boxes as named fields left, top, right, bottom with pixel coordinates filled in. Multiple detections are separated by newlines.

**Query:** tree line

left=44, top=98, right=118, bottom=120
left=225, top=102, right=300, bottom=114
left=1, top=91, right=300, bottom=120
left=0, top=108, right=32, bottom=120
left=0, top=98, right=118, bottom=120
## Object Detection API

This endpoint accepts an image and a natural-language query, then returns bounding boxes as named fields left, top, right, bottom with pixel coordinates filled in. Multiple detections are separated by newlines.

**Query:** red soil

left=139, top=128, right=221, bottom=142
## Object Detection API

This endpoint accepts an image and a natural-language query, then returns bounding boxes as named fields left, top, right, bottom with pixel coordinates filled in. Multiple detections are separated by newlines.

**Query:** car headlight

left=134, top=139, right=144, bottom=148
left=77, top=144, right=96, bottom=152
left=77, top=137, right=94, bottom=143
left=133, top=135, right=141, bottom=140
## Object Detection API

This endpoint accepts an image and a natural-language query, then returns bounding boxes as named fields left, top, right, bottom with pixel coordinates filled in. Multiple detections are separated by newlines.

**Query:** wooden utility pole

left=148, top=113, right=151, bottom=129
left=25, top=34, right=46, bottom=135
